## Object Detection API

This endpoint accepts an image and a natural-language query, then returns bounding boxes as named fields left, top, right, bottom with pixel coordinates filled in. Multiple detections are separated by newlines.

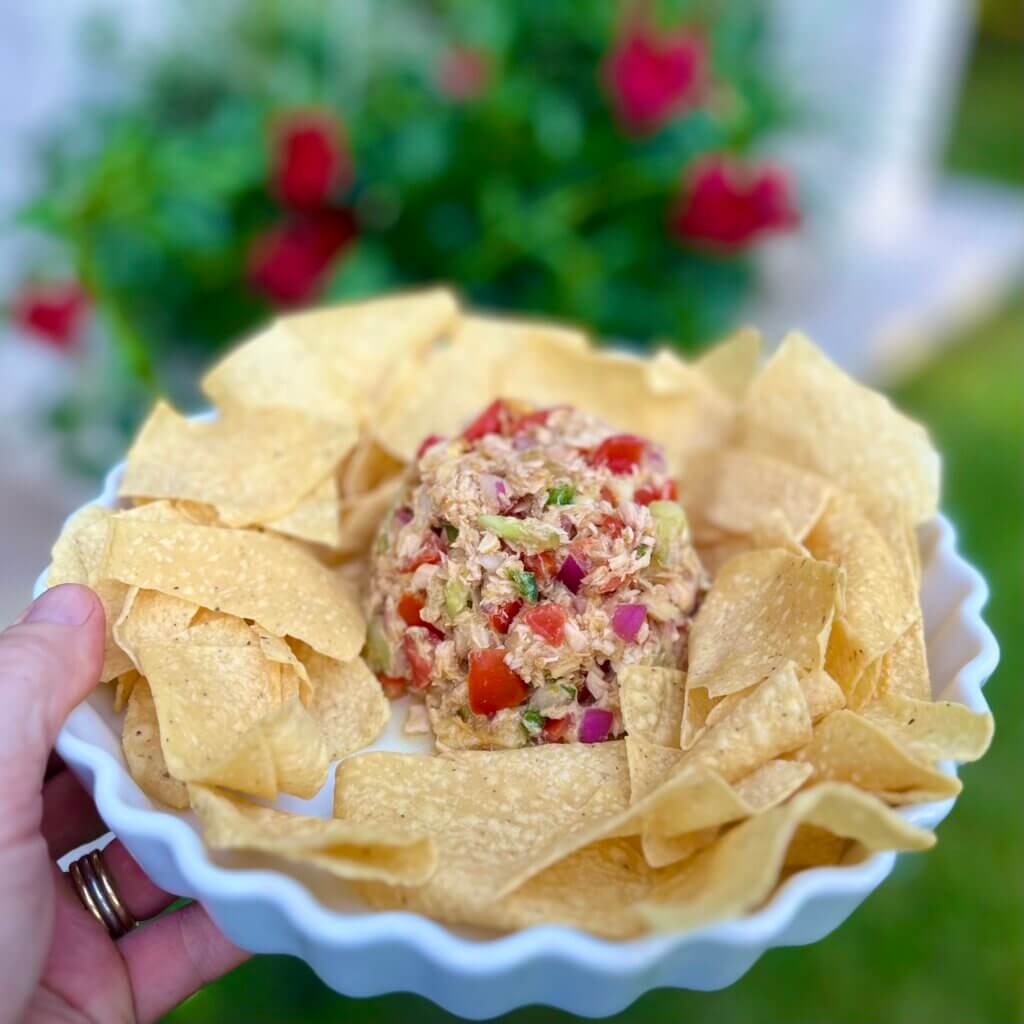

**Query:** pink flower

left=604, top=18, right=707, bottom=134
left=671, top=157, right=800, bottom=249
left=437, top=46, right=490, bottom=102
left=11, top=282, right=88, bottom=349
left=247, top=209, right=357, bottom=306
left=272, top=112, right=350, bottom=210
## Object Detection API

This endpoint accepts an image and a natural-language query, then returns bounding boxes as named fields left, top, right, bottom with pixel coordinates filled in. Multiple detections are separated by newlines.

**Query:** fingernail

left=24, top=585, right=95, bottom=626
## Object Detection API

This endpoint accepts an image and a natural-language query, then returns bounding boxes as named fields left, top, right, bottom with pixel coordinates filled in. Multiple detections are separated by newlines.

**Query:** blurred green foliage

left=23, top=0, right=779, bottom=366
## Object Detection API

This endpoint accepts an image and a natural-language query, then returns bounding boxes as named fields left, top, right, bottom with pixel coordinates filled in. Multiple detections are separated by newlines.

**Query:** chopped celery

left=649, top=500, right=688, bottom=567
left=363, top=619, right=392, bottom=674
left=444, top=578, right=470, bottom=619
left=477, top=514, right=562, bottom=551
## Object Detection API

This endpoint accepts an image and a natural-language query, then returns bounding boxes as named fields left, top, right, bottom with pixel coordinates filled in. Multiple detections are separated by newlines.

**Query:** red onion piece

left=557, top=554, right=586, bottom=594
left=612, top=603, right=647, bottom=642
left=579, top=707, right=613, bottom=743
left=394, top=506, right=413, bottom=525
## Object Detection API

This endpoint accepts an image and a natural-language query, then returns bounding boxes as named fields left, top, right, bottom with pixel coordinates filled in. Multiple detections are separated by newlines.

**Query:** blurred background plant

left=8, top=0, right=794, bottom=475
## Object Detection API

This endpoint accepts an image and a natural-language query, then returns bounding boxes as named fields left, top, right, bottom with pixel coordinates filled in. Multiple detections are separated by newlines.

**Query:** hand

left=0, top=584, right=248, bottom=1023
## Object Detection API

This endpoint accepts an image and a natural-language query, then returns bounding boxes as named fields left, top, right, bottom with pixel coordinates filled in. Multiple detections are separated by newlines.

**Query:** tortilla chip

left=189, top=784, right=435, bottom=885
left=297, top=645, right=390, bottom=760
left=686, top=549, right=842, bottom=698
left=112, top=669, right=140, bottom=714
left=694, top=327, right=762, bottom=401
left=877, top=618, right=931, bottom=700
left=794, top=710, right=962, bottom=804
left=337, top=476, right=403, bottom=558
left=807, top=494, right=917, bottom=707
left=680, top=450, right=833, bottom=545
left=741, top=332, right=940, bottom=525
left=357, top=837, right=657, bottom=940
left=113, top=588, right=199, bottom=664
left=702, top=669, right=846, bottom=739
left=262, top=473, right=341, bottom=548
left=202, top=288, right=459, bottom=423
left=373, top=314, right=733, bottom=469
left=119, top=401, right=356, bottom=528
left=858, top=695, right=993, bottom=764
left=620, top=666, right=686, bottom=747
left=47, top=505, right=132, bottom=681
left=371, top=314, right=591, bottom=461
left=333, top=743, right=629, bottom=917
left=684, top=663, right=813, bottom=781
left=100, top=517, right=365, bottom=662
left=627, top=736, right=685, bottom=801
left=783, top=825, right=849, bottom=869
left=341, top=438, right=407, bottom=496
left=122, top=682, right=188, bottom=809
left=130, top=621, right=328, bottom=799
left=636, top=760, right=811, bottom=870
left=638, top=783, right=934, bottom=932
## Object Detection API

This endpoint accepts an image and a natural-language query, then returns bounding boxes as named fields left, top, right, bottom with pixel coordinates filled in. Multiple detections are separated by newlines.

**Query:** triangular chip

left=119, top=401, right=356, bottom=528
left=190, top=785, right=436, bottom=885
left=122, top=681, right=188, bottom=809
left=740, top=332, right=940, bottom=525
left=100, top=517, right=365, bottom=662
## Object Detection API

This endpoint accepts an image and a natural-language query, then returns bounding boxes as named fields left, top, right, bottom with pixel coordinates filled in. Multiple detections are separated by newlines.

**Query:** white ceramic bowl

left=43, top=461, right=998, bottom=1019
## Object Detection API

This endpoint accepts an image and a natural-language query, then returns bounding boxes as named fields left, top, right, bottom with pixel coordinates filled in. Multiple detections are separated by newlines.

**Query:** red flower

left=671, top=157, right=800, bottom=250
left=437, top=47, right=490, bottom=102
left=247, top=209, right=357, bottom=306
left=11, top=282, right=88, bottom=349
left=604, top=18, right=707, bottom=134
left=273, top=112, right=350, bottom=210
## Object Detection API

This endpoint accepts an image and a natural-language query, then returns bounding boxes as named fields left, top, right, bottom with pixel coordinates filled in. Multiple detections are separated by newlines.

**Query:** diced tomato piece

left=416, top=433, right=445, bottom=460
left=634, top=479, right=679, bottom=505
left=590, top=434, right=647, bottom=475
left=378, top=675, right=409, bottom=700
left=488, top=599, right=523, bottom=635
left=397, top=591, right=426, bottom=628
left=399, top=531, right=445, bottom=572
left=523, top=603, right=567, bottom=646
left=462, top=399, right=513, bottom=441
left=402, top=629, right=436, bottom=690
left=600, top=484, right=617, bottom=505
left=542, top=715, right=571, bottom=743
left=468, top=649, right=529, bottom=715
left=523, top=550, right=559, bottom=582
left=397, top=591, right=444, bottom=638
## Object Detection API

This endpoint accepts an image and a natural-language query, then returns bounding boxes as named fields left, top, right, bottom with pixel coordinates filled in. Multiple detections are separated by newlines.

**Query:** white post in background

left=751, top=0, right=1024, bottom=381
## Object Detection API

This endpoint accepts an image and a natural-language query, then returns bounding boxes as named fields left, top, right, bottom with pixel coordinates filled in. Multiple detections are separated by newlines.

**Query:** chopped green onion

left=444, top=578, right=470, bottom=619
left=521, top=709, right=544, bottom=736
left=509, top=569, right=539, bottom=603
left=635, top=544, right=650, bottom=558
left=560, top=682, right=577, bottom=699
left=457, top=705, right=471, bottom=722
left=545, top=483, right=575, bottom=507
left=444, top=523, right=459, bottom=544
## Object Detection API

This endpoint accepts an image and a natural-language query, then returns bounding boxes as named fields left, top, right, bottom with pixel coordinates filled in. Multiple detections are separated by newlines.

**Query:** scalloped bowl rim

left=44, top=454, right=999, bottom=995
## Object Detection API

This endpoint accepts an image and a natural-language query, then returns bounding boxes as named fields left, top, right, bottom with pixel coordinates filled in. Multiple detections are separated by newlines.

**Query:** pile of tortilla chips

left=47, top=288, right=993, bottom=938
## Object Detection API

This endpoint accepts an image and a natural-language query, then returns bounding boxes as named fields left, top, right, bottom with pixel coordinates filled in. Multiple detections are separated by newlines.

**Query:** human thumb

left=0, top=584, right=105, bottom=839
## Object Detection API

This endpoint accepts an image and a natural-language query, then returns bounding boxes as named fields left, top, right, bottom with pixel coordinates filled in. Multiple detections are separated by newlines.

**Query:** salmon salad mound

left=364, top=399, right=707, bottom=749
